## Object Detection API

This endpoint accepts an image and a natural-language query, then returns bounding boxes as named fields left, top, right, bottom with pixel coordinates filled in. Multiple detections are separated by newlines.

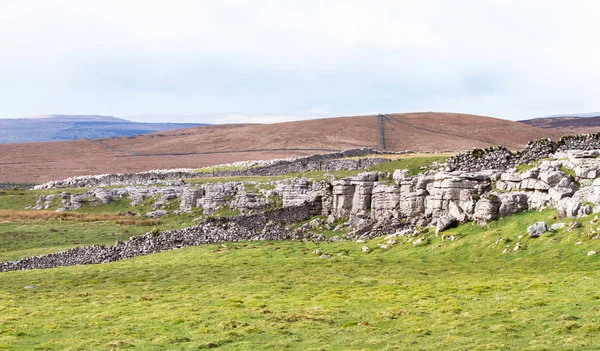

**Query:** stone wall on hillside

left=34, top=148, right=403, bottom=189
left=0, top=202, right=323, bottom=272
left=447, top=132, right=600, bottom=172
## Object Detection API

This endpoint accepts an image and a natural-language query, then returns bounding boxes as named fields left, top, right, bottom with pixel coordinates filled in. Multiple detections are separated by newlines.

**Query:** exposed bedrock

left=34, top=148, right=401, bottom=189
left=14, top=147, right=600, bottom=272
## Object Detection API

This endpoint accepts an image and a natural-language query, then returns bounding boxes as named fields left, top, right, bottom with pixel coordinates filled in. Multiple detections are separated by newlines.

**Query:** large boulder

left=436, top=214, right=458, bottom=235
left=556, top=197, right=581, bottom=218
left=527, top=221, right=548, bottom=238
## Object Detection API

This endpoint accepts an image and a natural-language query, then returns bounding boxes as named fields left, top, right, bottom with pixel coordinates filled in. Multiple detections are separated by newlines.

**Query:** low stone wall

left=0, top=202, right=322, bottom=272
left=35, top=148, right=398, bottom=189
left=447, top=132, right=600, bottom=172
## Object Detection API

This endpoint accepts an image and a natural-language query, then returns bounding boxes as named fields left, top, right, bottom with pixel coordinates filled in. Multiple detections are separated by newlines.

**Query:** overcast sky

left=1, top=0, right=599, bottom=123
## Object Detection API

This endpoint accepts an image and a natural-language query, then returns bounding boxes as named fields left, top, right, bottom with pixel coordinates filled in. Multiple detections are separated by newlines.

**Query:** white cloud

left=1, top=0, right=600, bottom=122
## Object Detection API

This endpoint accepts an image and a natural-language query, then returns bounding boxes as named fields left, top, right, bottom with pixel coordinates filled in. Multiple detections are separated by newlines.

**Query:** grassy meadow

left=0, top=209, right=599, bottom=350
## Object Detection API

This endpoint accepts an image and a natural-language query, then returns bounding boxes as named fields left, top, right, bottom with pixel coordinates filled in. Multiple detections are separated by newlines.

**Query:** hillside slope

left=519, top=115, right=600, bottom=134
left=0, top=112, right=560, bottom=183
left=0, top=115, right=207, bottom=143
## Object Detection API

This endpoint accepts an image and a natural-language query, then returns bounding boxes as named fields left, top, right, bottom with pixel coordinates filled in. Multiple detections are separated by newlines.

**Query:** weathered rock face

left=498, top=193, right=528, bottom=217
left=199, top=183, right=239, bottom=214
left=425, top=172, right=490, bottom=219
left=472, top=194, right=501, bottom=224
left=332, top=180, right=356, bottom=217
left=371, top=184, right=400, bottom=222
left=232, top=191, right=269, bottom=212
left=398, top=174, right=433, bottom=218
left=32, top=194, right=55, bottom=210
left=278, top=179, right=316, bottom=208
left=180, top=188, right=204, bottom=212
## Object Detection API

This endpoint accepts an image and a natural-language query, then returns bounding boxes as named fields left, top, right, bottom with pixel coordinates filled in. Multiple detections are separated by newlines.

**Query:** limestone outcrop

left=34, top=148, right=402, bottom=189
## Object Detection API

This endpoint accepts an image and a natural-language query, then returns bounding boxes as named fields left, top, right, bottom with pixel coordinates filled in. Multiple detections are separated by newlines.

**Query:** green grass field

left=1, top=208, right=600, bottom=350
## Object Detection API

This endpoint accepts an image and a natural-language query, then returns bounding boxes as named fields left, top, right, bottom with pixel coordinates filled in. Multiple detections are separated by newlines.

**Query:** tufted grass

left=0, top=209, right=600, bottom=350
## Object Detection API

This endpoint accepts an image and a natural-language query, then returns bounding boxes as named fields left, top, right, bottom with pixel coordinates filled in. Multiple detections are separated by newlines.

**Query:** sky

left=1, top=0, right=600, bottom=124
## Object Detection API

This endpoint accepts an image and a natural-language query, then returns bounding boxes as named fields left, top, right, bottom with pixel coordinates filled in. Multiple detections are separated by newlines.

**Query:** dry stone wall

left=447, top=132, right=600, bottom=172
left=34, top=148, right=399, bottom=189
left=0, top=202, right=322, bottom=272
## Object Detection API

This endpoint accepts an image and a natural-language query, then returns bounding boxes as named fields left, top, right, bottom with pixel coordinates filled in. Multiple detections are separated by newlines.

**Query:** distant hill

left=0, top=115, right=208, bottom=143
left=519, top=113, right=600, bottom=134
left=0, top=112, right=561, bottom=183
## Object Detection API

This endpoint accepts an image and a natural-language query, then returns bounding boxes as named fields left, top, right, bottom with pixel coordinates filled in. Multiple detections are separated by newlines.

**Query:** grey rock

left=527, top=221, right=548, bottom=238
left=498, top=193, right=528, bottom=217
left=557, top=197, right=581, bottom=218
left=146, top=210, right=168, bottom=218
left=436, top=214, right=458, bottom=235
left=472, top=195, right=501, bottom=224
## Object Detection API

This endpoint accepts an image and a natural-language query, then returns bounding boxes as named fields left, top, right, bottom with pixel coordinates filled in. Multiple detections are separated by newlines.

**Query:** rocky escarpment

left=34, top=148, right=403, bottom=189
left=12, top=148, right=600, bottom=273
left=33, top=149, right=600, bottom=235
left=447, top=133, right=600, bottom=172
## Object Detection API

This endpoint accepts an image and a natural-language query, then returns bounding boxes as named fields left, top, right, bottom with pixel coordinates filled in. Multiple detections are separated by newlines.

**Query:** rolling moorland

left=519, top=115, right=600, bottom=135
left=1, top=113, right=600, bottom=350
left=0, top=112, right=561, bottom=184
left=0, top=115, right=208, bottom=144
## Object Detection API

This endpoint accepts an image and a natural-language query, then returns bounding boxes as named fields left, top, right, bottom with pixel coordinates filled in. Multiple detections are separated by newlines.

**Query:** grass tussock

left=0, top=210, right=118, bottom=222
left=0, top=210, right=160, bottom=226
left=114, top=218, right=161, bottom=226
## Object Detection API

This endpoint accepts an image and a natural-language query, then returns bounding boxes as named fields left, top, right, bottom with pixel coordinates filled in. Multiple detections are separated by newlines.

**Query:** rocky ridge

left=34, top=148, right=402, bottom=189
left=8, top=133, right=600, bottom=272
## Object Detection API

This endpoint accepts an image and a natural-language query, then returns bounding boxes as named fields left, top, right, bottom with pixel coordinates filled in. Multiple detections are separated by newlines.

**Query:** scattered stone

left=527, top=221, right=548, bottom=238
left=513, top=243, right=521, bottom=251
left=413, top=238, right=425, bottom=245
left=326, top=214, right=336, bottom=224
left=309, top=218, right=322, bottom=229
left=146, top=210, right=168, bottom=219
left=587, top=251, right=597, bottom=256
left=319, top=254, right=332, bottom=259
left=24, top=285, right=37, bottom=289
left=567, top=222, right=582, bottom=232
left=361, top=246, right=370, bottom=252
left=550, top=222, right=566, bottom=231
